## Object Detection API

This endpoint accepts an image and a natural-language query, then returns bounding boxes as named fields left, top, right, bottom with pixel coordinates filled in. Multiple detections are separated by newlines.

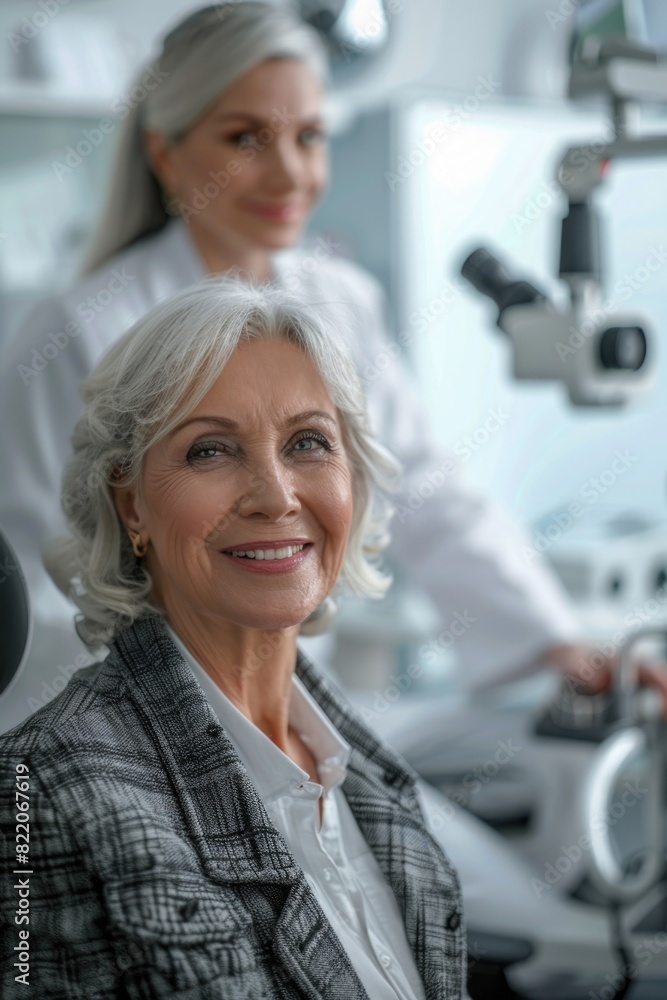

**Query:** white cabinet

left=0, top=87, right=117, bottom=346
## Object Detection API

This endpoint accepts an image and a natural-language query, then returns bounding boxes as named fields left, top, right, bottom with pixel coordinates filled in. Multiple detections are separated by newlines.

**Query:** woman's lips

left=220, top=542, right=313, bottom=574
left=243, top=201, right=304, bottom=222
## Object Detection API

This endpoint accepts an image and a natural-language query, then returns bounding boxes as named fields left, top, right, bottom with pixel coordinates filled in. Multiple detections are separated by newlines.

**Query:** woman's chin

left=227, top=608, right=311, bottom=632
left=238, top=217, right=305, bottom=249
left=257, top=228, right=303, bottom=250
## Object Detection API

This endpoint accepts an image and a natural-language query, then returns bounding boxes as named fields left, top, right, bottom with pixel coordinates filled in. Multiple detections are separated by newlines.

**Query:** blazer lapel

left=295, top=650, right=466, bottom=1000
left=110, top=616, right=303, bottom=887
left=109, top=616, right=463, bottom=998
left=109, top=616, right=372, bottom=1000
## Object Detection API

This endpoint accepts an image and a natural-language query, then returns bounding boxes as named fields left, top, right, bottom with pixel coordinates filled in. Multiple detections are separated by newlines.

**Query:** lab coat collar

left=155, top=216, right=206, bottom=283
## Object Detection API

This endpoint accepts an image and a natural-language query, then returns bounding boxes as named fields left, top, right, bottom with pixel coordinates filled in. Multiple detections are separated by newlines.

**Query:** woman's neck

left=186, top=217, right=274, bottom=282
left=165, top=602, right=300, bottom=755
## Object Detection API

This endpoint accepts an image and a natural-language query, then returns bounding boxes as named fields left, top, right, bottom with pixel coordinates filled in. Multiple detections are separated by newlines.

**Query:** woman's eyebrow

left=285, top=410, right=337, bottom=429
left=209, top=112, right=266, bottom=126
left=170, top=410, right=337, bottom=437
left=210, top=111, right=323, bottom=127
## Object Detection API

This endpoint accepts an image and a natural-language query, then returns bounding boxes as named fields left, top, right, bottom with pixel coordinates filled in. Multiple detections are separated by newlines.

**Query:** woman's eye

left=186, top=441, right=230, bottom=463
left=291, top=432, right=331, bottom=453
left=300, top=127, right=325, bottom=147
left=227, top=130, right=256, bottom=148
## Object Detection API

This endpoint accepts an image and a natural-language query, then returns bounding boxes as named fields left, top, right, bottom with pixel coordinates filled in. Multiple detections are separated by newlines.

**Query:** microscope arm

left=558, top=133, right=667, bottom=202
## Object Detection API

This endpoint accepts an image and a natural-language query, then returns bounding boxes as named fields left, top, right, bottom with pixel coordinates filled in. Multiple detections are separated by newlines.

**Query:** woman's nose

left=265, top=136, right=308, bottom=190
left=237, top=461, right=300, bottom=521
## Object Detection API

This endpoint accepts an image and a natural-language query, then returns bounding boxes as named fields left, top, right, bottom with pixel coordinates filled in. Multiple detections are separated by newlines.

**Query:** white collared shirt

left=166, top=625, right=426, bottom=1000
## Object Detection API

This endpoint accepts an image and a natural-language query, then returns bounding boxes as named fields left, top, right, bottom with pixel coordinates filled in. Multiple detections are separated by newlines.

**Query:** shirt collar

left=164, top=623, right=350, bottom=804
left=159, top=216, right=205, bottom=283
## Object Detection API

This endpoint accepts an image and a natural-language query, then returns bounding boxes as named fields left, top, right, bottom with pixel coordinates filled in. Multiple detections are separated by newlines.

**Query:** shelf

left=0, top=81, right=112, bottom=118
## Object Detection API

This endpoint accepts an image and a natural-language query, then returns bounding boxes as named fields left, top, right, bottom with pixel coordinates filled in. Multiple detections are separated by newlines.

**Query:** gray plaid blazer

left=0, top=615, right=466, bottom=999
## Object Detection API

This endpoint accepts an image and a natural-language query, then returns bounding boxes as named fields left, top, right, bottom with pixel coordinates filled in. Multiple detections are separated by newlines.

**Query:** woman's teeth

left=229, top=544, right=305, bottom=561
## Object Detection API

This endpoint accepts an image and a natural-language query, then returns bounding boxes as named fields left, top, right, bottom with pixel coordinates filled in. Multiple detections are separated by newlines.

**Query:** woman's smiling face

left=145, top=57, right=328, bottom=253
left=114, top=338, right=353, bottom=631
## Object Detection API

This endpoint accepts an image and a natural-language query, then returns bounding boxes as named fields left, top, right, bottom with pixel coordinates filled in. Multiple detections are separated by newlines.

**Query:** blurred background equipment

left=460, top=34, right=667, bottom=407
left=381, top=626, right=667, bottom=1000
left=461, top=243, right=652, bottom=406
left=298, top=0, right=390, bottom=79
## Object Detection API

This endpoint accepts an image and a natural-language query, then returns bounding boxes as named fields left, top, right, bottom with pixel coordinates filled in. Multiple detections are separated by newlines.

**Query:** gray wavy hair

left=45, top=277, right=401, bottom=648
left=80, top=2, right=328, bottom=274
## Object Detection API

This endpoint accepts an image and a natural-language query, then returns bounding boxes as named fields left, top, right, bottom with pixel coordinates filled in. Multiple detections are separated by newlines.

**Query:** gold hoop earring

left=128, top=530, right=147, bottom=559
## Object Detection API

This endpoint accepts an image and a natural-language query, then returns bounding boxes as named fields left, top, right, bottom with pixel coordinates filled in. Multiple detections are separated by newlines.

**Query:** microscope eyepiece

left=460, top=247, right=547, bottom=321
left=459, top=244, right=651, bottom=404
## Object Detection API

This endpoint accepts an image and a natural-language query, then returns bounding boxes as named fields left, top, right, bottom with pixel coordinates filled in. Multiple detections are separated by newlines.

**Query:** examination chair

left=0, top=529, right=31, bottom=697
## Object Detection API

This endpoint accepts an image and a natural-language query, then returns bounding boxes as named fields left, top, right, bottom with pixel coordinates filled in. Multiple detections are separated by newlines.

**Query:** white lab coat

left=0, top=219, right=580, bottom=732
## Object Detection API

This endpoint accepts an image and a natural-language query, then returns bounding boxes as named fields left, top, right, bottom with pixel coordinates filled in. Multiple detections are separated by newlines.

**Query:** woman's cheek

left=187, top=488, right=238, bottom=546
left=319, top=463, right=354, bottom=540
left=151, top=473, right=232, bottom=547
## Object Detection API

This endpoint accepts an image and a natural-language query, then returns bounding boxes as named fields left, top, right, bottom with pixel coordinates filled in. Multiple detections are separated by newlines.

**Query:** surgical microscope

left=461, top=37, right=667, bottom=407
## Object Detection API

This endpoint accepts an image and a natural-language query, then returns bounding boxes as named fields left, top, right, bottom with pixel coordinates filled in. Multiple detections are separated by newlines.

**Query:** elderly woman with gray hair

left=0, top=279, right=466, bottom=999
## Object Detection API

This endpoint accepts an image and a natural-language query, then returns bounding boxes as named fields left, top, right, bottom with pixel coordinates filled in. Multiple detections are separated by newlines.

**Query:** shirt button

left=446, top=911, right=461, bottom=931
left=380, top=953, right=392, bottom=969
left=324, top=868, right=333, bottom=882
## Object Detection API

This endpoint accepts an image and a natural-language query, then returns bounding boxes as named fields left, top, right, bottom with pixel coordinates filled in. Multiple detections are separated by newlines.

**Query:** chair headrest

left=0, top=532, right=31, bottom=696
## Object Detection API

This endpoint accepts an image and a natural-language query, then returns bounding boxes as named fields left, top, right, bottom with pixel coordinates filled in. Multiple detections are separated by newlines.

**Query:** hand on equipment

left=543, top=641, right=667, bottom=716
